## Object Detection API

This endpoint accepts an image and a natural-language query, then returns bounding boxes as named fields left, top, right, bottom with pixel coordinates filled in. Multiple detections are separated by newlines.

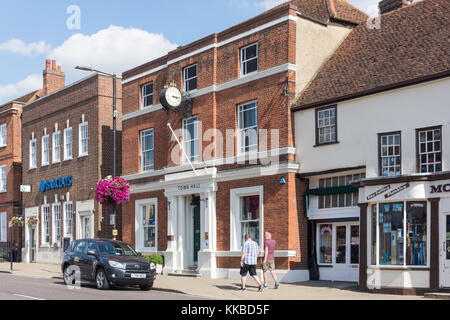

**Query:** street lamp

left=75, top=66, right=118, bottom=240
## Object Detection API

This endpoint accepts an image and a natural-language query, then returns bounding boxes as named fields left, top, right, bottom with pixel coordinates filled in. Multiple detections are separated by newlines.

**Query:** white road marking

left=13, top=294, right=46, bottom=300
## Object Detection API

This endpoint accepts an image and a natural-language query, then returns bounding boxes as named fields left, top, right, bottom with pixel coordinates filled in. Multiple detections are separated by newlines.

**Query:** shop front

left=356, top=173, right=450, bottom=292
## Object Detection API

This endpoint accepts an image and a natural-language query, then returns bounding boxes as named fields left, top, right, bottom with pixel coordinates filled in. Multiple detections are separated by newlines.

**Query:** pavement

left=0, top=262, right=443, bottom=300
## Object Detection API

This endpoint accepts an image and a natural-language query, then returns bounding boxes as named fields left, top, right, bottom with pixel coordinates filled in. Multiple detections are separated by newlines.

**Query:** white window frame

left=52, top=203, right=62, bottom=246
left=418, top=127, right=442, bottom=173
left=140, top=129, right=154, bottom=172
left=42, top=135, right=50, bottom=166
left=78, top=122, right=88, bottom=157
left=29, top=139, right=37, bottom=169
left=0, top=124, right=6, bottom=147
left=64, top=127, right=73, bottom=160
left=0, top=165, right=6, bottom=193
left=52, top=131, right=61, bottom=163
left=230, top=186, right=264, bottom=251
left=240, top=43, right=258, bottom=77
left=135, top=198, right=158, bottom=253
left=237, top=101, right=258, bottom=155
left=182, top=116, right=200, bottom=163
left=0, top=212, right=6, bottom=242
left=183, top=64, right=198, bottom=92
left=41, top=205, right=50, bottom=246
left=317, top=107, right=337, bottom=144
left=380, top=133, right=401, bottom=177
left=141, top=82, right=154, bottom=108
left=63, top=202, right=73, bottom=239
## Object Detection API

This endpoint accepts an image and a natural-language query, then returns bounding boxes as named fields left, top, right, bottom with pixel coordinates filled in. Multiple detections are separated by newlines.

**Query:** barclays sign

left=40, top=176, right=73, bottom=193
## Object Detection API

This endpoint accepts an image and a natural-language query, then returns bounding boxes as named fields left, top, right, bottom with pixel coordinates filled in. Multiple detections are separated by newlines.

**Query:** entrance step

left=168, top=269, right=201, bottom=278
left=424, top=292, right=450, bottom=300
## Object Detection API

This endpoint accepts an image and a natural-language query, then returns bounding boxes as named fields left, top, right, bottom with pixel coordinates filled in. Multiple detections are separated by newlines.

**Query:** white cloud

left=255, top=0, right=289, bottom=10
left=50, top=25, right=178, bottom=80
left=0, top=39, right=51, bottom=56
left=0, top=74, right=41, bottom=104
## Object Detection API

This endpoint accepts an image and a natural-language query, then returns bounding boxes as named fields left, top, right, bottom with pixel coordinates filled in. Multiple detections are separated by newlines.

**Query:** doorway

left=29, top=227, right=36, bottom=263
left=440, top=213, right=450, bottom=288
left=193, top=205, right=200, bottom=263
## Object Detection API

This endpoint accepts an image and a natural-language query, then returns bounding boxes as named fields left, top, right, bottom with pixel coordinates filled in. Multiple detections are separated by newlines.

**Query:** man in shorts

left=262, top=232, right=279, bottom=289
left=240, top=234, right=263, bottom=292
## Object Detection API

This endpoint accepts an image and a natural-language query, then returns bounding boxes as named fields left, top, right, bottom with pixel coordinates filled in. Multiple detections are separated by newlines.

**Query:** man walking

left=262, top=232, right=279, bottom=289
left=240, top=234, right=263, bottom=292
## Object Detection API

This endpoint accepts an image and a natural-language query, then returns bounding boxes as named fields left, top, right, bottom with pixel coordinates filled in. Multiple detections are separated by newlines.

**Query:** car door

left=72, top=240, right=87, bottom=279
left=80, top=240, right=98, bottom=281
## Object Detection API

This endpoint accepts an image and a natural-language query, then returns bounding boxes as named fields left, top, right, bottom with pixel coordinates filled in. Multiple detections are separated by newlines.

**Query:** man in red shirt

left=262, top=232, right=279, bottom=289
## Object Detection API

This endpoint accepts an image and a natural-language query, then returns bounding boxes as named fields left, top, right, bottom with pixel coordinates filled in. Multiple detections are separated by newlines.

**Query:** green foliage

left=143, top=254, right=164, bottom=265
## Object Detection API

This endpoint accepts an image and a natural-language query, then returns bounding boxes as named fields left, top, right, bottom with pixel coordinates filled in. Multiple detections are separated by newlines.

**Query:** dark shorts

left=240, top=264, right=257, bottom=276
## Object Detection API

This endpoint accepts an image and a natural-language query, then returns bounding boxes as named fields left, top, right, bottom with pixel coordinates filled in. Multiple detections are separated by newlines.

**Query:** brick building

left=0, top=90, right=41, bottom=260
left=120, top=0, right=367, bottom=281
left=21, top=60, right=122, bottom=264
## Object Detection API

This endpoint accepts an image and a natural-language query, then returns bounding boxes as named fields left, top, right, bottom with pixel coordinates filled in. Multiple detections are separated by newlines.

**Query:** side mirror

left=137, top=252, right=142, bottom=257
left=87, top=250, right=97, bottom=256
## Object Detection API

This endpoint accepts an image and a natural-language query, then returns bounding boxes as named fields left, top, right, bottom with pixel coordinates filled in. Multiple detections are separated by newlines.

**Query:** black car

left=61, top=239, right=156, bottom=290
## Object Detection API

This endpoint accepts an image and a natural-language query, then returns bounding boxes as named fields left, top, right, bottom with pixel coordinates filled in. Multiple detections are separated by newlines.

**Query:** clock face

left=165, top=86, right=182, bottom=108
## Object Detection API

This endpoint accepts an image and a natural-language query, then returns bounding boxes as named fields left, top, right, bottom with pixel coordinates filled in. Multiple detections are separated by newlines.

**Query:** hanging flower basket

left=95, top=176, right=130, bottom=207
left=10, top=216, right=24, bottom=227
left=27, top=216, right=38, bottom=227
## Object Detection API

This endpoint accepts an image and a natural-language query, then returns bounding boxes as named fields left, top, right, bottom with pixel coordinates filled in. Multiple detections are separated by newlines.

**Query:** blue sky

left=0, top=0, right=377, bottom=104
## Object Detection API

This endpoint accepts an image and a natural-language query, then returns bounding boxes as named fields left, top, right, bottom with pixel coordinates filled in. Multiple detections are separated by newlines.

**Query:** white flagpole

left=167, top=123, right=199, bottom=176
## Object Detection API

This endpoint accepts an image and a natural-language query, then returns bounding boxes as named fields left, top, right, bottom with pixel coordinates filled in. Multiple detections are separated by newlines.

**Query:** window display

left=379, top=202, right=404, bottom=265
left=406, top=202, right=427, bottom=265
left=319, top=224, right=332, bottom=264
left=336, top=226, right=346, bottom=264
left=351, top=225, right=360, bottom=264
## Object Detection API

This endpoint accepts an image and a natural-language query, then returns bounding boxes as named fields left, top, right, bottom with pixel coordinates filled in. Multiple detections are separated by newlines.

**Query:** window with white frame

left=317, top=106, right=337, bottom=144
left=371, top=201, right=427, bottom=266
left=240, top=43, right=258, bottom=76
left=64, top=202, right=73, bottom=239
left=42, top=135, right=50, bottom=166
left=0, top=124, right=6, bottom=147
left=238, top=101, right=258, bottom=154
left=30, top=139, right=37, bottom=169
left=79, top=122, right=88, bottom=157
left=53, top=131, right=61, bottom=163
left=183, top=64, right=197, bottom=92
left=141, top=83, right=154, bottom=108
left=64, top=127, right=73, bottom=160
left=52, top=203, right=61, bottom=245
left=240, top=195, right=261, bottom=247
left=0, top=212, right=6, bottom=242
left=0, top=165, right=6, bottom=193
left=182, top=117, right=199, bottom=163
left=318, top=173, right=365, bottom=209
left=140, top=129, right=154, bottom=172
left=379, top=132, right=401, bottom=177
left=418, top=127, right=442, bottom=173
left=142, top=203, right=157, bottom=250
left=41, top=205, right=50, bottom=245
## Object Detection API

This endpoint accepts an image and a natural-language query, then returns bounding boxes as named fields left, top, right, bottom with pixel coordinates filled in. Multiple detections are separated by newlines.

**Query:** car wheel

left=140, top=283, right=153, bottom=291
left=63, top=265, right=75, bottom=285
left=96, top=268, right=110, bottom=290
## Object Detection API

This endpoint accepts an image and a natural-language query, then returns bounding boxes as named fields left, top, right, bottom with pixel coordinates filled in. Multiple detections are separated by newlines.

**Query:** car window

left=73, top=240, right=87, bottom=254
left=86, top=241, right=97, bottom=253
left=67, top=241, right=76, bottom=253
left=97, top=242, right=138, bottom=256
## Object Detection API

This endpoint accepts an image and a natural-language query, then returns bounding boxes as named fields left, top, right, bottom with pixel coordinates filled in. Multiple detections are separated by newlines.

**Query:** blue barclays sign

left=40, top=176, right=73, bottom=193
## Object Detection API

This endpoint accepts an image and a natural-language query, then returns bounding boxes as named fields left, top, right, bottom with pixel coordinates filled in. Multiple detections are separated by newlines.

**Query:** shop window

left=182, top=117, right=199, bottom=163
left=53, top=203, right=61, bottom=245
left=319, top=224, right=332, bottom=264
left=240, top=195, right=260, bottom=247
left=29, top=139, right=37, bottom=169
left=52, top=131, right=61, bottom=163
left=42, top=135, right=50, bottom=166
left=238, top=101, right=258, bottom=154
left=371, top=205, right=377, bottom=265
left=379, top=202, right=404, bottom=265
left=336, top=226, right=346, bottom=264
left=318, top=173, right=365, bottom=209
left=316, top=106, right=337, bottom=145
left=417, top=127, right=442, bottom=173
left=64, top=202, right=73, bottom=239
left=140, top=129, right=154, bottom=172
left=406, top=202, right=427, bottom=266
left=0, top=165, right=6, bottom=193
left=183, top=65, right=197, bottom=92
left=240, top=43, right=258, bottom=76
left=141, top=82, right=154, bottom=108
left=0, top=212, right=6, bottom=242
left=379, top=132, right=401, bottom=177
left=0, top=124, right=6, bottom=147
left=64, top=127, right=73, bottom=160
left=350, top=225, right=360, bottom=264
left=41, top=205, right=50, bottom=245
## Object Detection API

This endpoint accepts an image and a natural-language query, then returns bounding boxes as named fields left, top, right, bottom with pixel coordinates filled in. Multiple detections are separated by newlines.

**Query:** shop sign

left=367, top=185, right=391, bottom=201
left=177, top=184, right=200, bottom=192
left=40, top=176, right=73, bottom=192
left=384, top=183, right=409, bottom=199
left=430, top=183, right=450, bottom=194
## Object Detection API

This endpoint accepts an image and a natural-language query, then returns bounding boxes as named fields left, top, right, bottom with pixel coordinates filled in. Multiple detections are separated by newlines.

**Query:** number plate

left=130, top=273, right=146, bottom=279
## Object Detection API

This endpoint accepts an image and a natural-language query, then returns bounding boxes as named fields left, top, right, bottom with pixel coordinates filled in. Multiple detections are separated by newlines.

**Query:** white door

left=333, top=224, right=359, bottom=282
left=440, top=213, right=450, bottom=288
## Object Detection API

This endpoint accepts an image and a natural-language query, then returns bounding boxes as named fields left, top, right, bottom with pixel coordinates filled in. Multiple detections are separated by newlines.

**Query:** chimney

left=379, top=0, right=413, bottom=14
left=43, top=59, right=65, bottom=96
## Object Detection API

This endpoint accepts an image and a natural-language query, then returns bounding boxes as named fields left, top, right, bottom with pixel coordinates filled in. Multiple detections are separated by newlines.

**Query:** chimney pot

left=57, top=66, right=61, bottom=72
left=46, top=59, right=51, bottom=70
left=52, top=60, right=56, bottom=70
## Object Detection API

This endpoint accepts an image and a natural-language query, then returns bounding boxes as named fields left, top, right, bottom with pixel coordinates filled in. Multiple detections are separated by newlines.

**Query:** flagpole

left=167, top=123, right=199, bottom=176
